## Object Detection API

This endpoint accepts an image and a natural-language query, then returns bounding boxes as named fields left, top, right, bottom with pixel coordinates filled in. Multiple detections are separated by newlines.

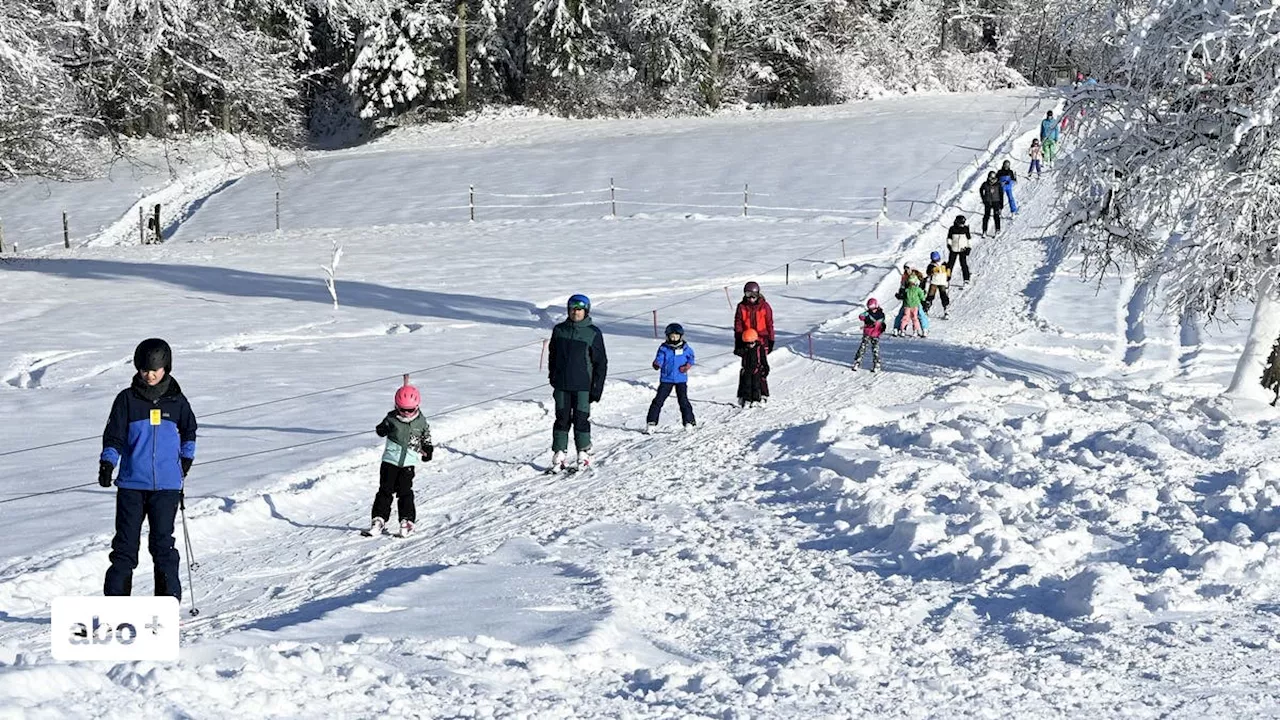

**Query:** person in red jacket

left=734, top=281, right=775, bottom=354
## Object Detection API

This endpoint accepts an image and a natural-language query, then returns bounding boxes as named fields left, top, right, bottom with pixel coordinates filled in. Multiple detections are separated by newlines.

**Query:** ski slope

left=1, top=90, right=1278, bottom=718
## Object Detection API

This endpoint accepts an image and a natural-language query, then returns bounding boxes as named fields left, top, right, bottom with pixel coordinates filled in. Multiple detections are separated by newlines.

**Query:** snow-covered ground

left=2, top=90, right=1278, bottom=717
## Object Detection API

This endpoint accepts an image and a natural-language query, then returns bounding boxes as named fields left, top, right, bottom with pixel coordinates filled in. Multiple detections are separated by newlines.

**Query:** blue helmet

left=930, top=251, right=941, bottom=262
left=664, top=323, right=684, bottom=337
left=567, top=294, right=591, bottom=313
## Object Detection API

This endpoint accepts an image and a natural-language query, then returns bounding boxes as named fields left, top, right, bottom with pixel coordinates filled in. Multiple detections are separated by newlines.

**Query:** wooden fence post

left=139, top=206, right=145, bottom=245
left=876, top=221, right=880, bottom=241
left=469, top=185, right=475, bottom=221
left=63, top=211, right=70, bottom=249
left=275, top=191, right=281, bottom=231
left=841, top=237, right=846, bottom=258
left=652, top=310, right=658, bottom=339
left=610, top=178, right=616, bottom=217
left=743, top=183, right=749, bottom=217
left=540, top=339, right=547, bottom=370
left=724, top=286, right=733, bottom=310
left=882, top=187, right=888, bottom=216
left=0, top=219, right=5, bottom=253
left=808, top=333, right=813, bottom=360
left=785, top=263, right=790, bottom=285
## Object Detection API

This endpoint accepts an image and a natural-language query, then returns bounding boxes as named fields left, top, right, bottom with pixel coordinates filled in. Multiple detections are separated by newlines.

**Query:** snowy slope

left=3, top=91, right=1280, bottom=717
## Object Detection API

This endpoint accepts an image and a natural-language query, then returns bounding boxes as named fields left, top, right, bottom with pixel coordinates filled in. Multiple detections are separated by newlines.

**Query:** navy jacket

left=101, top=375, right=197, bottom=491
left=548, top=317, right=608, bottom=397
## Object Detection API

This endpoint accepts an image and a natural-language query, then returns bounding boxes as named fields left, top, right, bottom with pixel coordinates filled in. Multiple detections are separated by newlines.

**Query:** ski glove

left=181, top=457, right=193, bottom=478
left=98, top=460, right=114, bottom=487
left=375, top=420, right=392, bottom=437
left=679, top=364, right=690, bottom=373
left=652, top=362, right=661, bottom=371
left=421, top=444, right=434, bottom=462
left=589, top=388, right=602, bottom=403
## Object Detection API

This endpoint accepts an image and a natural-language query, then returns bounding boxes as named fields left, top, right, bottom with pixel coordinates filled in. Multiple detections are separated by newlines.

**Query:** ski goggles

left=743, top=292, right=760, bottom=301
left=568, top=301, right=589, bottom=311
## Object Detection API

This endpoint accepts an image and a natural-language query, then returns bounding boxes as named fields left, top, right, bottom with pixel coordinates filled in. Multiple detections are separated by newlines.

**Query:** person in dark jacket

left=647, top=323, right=697, bottom=432
left=99, top=338, right=197, bottom=600
left=979, top=171, right=1004, bottom=236
left=736, top=328, right=770, bottom=408
left=547, top=294, right=608, bottom=471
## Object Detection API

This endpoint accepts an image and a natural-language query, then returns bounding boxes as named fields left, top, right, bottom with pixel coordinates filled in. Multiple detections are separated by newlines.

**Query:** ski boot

left=400, top=519, right=415, bottom=537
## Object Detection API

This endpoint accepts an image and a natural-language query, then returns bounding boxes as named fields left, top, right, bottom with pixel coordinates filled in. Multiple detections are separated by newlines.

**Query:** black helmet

left=955, top=215, right=967, bottom=225
left=664, top=323, right=685, bottom=337
left=1047, top=110, right=1054, bottom=118
left=133, top=338, right=172, bottom=373
left=743, top=281, right=761, bottom=295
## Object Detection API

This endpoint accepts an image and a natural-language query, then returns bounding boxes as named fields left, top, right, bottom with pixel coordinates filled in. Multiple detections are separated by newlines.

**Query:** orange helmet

left=742, top=328, right=759, bottom=343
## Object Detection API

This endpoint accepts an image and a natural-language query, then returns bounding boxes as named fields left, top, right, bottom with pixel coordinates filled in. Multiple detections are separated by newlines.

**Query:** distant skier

left=897, top=274, right=927, bottom=338
left=734, top=281, right=775, bottom=354
left=734, top=281, right=774, bottom=402
left=852, top=299, right=886, bottom=372
left=1028, top=139, right=1043, bottom=178
left=647, top=323, right=696, bottom=432
left=996, top=160, right=1018, bottom=214
left=736, top=328, right=770, bottom=408
left=1040, top=110, right=1060, bottom=164
left=946, top=215, right=973, bottom=286
left=979, top=171, right=1004, bottom=237
left=100, top=338, right=197, bottom=600
left=892, top=263, right=930, bottom=336
left=924, top=250, right=951, bottom=318
left=548, top=294, right=608, bottom=472
left=368, top=384, right=433, bottom=537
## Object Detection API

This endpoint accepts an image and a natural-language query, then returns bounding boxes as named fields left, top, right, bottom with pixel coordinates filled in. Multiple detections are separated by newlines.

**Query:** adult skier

left=547, top=294, right=608, bottom=472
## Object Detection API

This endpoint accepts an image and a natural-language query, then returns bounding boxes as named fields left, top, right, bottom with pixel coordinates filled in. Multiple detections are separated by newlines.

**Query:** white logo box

left=51, top=596, right=179, bottom=662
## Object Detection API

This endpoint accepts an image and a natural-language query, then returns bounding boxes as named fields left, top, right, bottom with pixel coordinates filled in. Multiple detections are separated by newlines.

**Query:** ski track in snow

left=3, top=98, right=1280, bottom=716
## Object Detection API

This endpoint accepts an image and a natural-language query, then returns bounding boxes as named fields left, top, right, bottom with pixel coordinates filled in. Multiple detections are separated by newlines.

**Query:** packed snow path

left=2, top=93, right=1279, bottom=716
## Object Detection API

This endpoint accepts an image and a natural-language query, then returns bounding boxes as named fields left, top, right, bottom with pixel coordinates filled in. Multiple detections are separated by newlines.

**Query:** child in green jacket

left=368, top=384, right=433, bottom=537
left=899, top=276, right=927, bottom=338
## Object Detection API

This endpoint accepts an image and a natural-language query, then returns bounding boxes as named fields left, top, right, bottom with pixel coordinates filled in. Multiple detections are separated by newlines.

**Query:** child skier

left=996, top=161, right=1018, bottom=214
left=898, top=275, right=927, bottom=338
left=924, top=250, right=951, bottom=318
left=736, top=328, right=770, bottom=408
left=100, top=338, right=197, bottom=600
left=892, top=263, right=930, bottom=336
left=647, top=323, right=696, bottom=431
left=1028, top=139, right=1043, bottom=177
left=853, top=299, right=886, bottom=372
left=369, top=384, right=433, bottom=537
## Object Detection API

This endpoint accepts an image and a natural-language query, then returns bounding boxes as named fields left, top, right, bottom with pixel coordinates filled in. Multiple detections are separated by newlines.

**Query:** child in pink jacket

left=853, top=298, right=886, bottom=372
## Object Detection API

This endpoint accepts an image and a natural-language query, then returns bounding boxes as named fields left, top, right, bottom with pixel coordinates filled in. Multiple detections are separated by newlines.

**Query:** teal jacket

left=377, top=411, right=432, bottom=467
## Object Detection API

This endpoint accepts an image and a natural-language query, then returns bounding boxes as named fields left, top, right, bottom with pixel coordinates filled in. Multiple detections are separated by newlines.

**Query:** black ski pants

left=372, top=462, right=416, bottom=523
left=982, top=202, right=1002, bottom=234
left=104, top=488, right=182, bottom=600
left=947, top=249, right=972, bottom=282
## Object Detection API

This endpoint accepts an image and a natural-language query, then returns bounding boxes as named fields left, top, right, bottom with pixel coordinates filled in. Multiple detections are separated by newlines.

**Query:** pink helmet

left=395, top=385, right=421, bottom=411
left=867, top=298, right=879, bottom=309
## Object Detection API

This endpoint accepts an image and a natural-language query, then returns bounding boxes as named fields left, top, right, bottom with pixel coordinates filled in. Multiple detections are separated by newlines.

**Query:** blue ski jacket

left=654, top=341, right=696, bottom=384
left=101, top=376, right=197, bottom=491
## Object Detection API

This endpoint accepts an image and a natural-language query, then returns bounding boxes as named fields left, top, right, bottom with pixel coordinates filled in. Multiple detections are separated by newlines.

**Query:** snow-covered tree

left=345, top=2, right=459, bottom=119
left=0, top=1, right=94, bottom=180
left=1056, top=0, right=1280, bottom=403
left=526, top=0, right=611, bottom=78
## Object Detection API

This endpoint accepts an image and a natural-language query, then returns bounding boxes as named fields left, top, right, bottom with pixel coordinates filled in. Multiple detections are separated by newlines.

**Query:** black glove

left=181, top=457, right=193, bottom=478
left=652, top=362, right=661, bottom=371
left=375, top=420, right=391, bottom=437
left=589, top=388, right=602, bottom=403
left=767, top=339, right=775, bottom=354
left=421, top=444, right=434, bottom=462
left=98, top=460, right=114, bottom=487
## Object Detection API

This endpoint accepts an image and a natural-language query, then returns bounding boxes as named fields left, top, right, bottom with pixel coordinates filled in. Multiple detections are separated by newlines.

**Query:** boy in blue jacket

left=646, top=323, right=696, bottom=432
left=99, top=338, right=197, bottom=600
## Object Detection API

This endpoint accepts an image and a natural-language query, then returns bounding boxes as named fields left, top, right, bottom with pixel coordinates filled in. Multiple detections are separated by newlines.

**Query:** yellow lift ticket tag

left=150, top=409, right=162, bottom=426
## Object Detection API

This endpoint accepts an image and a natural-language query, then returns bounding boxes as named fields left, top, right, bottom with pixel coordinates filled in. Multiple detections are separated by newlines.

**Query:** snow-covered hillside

left=2, top=90, right=1278, bottom=717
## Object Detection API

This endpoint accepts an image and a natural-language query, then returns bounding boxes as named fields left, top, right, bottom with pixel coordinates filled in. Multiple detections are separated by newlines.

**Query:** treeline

left=0, top=0, right=1094, bottom=179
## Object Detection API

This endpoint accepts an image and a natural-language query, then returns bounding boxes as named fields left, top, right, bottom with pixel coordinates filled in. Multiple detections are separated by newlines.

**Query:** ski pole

left=180, top=492, right=200, bottom=616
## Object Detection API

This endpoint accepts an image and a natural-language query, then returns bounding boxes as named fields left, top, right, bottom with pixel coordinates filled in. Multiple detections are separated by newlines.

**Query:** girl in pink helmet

left=366, top=384, right=433, bottom=537
left=853, top=299, right=886, bottom=372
